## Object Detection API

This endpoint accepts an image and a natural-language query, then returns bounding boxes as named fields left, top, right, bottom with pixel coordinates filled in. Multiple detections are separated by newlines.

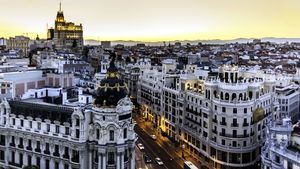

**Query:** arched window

left=249, top=91, right=253, bottom=100
left=232, top=93, right=237, bottom=101
left=225, top=93, right=229, bottom=100
left=220, top=92, right=224, bottom=100
left=239, top=93, right=243, bottom=100
left=213, top=90, right=217, bottom=98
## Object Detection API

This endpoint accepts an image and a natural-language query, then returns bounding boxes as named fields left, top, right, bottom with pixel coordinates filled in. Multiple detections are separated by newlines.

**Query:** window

left=37, top=122, right=41, bottom=130
left=222, top=139, right=225, bottom=145
left=11, top=136, right=15, bottom=145
left=0, top=150, right=4, bottom=160
left=109, top=130, right=114, bottom=141
left=288, top=161, right=293, bottom=169
left=55, top=162, right=59, bottom=169
left=28, top=140, right=32, bottom=149
left=36, top=141, right=40, bottom=151
left=96, top=129, right=100, bottom=139
left=12, top=118, right=15, bottom=125
left=108, top=152, right=115, bottom=165
left=19, top=153, right=23, bottom=166
left=20, top=120, right=24, bottom=127
left=222, top=107, right=226, bottom=113
left=65, top=127, right=69, bottom=135
left=46, top=159, right=50, bottom=169
left=11, top=151, right=15, bottom=163
left=0, top=135, right=5, bottom=146
left=232, top=141, right=236, bottom=147
left=27, top=155, right=31, bottom=166
left=76, top=129, right=80, bottom=138
left=244, top=108, right=247, bottom=114
left=47, top=124, right=50, bottom=132
left=64, top=164, right=69, bottom=169
left=45, top=143, right=50, bottom=152
left=36, top=157, right=40, bottom=168
left=123, top=128, right=127, bottom=139
left=233, top=108, right=237, bottom=114
left=56, top=125, right=60, bottom=133
left=76, top=119, right=80, bottom=126
left=29, top=121, right=32, bottom=128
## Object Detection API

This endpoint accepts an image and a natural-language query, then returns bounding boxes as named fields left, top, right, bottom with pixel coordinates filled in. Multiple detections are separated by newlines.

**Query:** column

left=59, top=160, right=64, bottom=169
left=98, top=153, right=101, bottom=169
left=59, top=145, right=64, bottom=158
left=50, top=158, right=55, bottom=169
left=130, top=148, right=135, bottom=169
left=24, top=153, right=28, bottom=166
left=102, top=154, right=106, bottom=169
left=41, top=156, right=45, bottom=169
left=120, top=152, right=124, bottom=169
left=116, top=153, right=120, bottom=169
left=89, top=151, right=93, bottom=169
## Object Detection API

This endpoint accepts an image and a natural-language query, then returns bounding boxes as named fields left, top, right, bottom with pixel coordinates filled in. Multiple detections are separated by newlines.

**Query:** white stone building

left=138, top=61, right=280, bottom=169
left=0, top=59, right=137, bottom=169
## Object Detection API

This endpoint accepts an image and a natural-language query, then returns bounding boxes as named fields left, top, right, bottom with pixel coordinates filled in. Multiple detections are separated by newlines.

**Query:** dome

left=94, top=57, right=128, bottom=107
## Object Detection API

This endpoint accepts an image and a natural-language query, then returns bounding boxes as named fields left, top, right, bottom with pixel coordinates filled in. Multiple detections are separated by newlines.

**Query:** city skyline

left=1, top=0, right=300, bottom=41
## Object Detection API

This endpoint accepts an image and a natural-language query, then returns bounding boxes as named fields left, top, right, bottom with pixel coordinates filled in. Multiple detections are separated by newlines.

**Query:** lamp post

left=182, top=144, right=185, bottom=159
left=212, top=155, right=216, bottom=169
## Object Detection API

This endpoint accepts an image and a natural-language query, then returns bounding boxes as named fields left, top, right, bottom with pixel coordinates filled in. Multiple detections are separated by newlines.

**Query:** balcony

left=71, top=156, right=79, bottom=163
left=44, top=150, right=50, bottom=155
left=0, top=141, right=5, bottom=146
left=26, top=146, right=32, bottom=151
left=35, top=148, right=41, bottom=153
left=17, top=144, right=24, bottom=149
left=9, top=142, right=15, bottom=147
left=220, top=121, right=227, bottom=126
left=212, top=129, right=217, bottom=134
left=243, top=123, right=249, bottom=127
left=231, top=123, right=239, bottom=127
left=212, top=119, right=218, bottom=123
left=63, top=154, right=70, bottom=159
left=53, top=152, right=60, bottom=157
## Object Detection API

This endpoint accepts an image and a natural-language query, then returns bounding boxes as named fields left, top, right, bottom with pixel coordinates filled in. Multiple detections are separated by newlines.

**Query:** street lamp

left=212, top=155, right=216, bottom=169
left=182, top=144, right=185, bottom=159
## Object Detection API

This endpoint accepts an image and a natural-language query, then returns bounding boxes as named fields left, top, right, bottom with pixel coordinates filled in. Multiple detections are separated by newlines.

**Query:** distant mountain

left=84, top=37, right=300, bottom=46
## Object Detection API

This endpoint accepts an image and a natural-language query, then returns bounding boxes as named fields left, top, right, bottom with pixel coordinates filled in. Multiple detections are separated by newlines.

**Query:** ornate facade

left=48, top=3, right=83, bottom=52
left=0, top=58, right=136, bottom=169
left=138, top=62, right=277, bottom=169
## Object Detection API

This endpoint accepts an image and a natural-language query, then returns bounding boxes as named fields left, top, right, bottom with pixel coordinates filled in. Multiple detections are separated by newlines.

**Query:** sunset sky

left=0, top=0, right=300, bottom=41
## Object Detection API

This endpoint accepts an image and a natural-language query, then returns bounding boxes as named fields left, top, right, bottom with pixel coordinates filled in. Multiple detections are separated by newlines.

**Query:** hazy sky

left=0, top=0, right=300, bottom=41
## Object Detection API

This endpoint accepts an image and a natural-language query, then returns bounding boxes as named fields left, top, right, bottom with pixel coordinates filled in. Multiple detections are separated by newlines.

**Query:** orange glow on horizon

left=0, top=0, right=300, bottom=41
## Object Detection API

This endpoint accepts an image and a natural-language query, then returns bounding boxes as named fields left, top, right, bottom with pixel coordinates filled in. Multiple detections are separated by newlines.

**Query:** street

left=133, top=112, right=200, bottom=169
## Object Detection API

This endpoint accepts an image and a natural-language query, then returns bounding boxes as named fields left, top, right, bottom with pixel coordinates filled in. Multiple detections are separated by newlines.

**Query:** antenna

left=59, top=1, right=62, bottom=11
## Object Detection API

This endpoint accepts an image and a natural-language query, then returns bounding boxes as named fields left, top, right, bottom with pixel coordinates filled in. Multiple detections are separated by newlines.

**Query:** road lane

left=135, top=125, right=182, bottom=169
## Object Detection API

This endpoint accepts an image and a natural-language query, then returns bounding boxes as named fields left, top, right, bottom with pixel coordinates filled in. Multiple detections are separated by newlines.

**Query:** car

left=150, top=134, right=157, bottom=140
left=137, top=143, right=145, bottom=150
left=155, top=157, right=163, bottom=165
left=144, top=155, right=152, bottom=163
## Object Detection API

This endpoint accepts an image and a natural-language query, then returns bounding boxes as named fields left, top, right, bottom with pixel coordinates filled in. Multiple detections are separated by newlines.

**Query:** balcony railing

left=231, top=123, right=239, bottom=127
left=220, top=122, right=227, bottom=126
left=243, top=123, right=249, bottom=127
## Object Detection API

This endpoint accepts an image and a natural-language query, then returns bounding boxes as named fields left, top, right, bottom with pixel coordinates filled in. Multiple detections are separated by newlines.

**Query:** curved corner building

left=138, top=63, right=277, bottom=169
left=0, top=59, right=136, bottom=169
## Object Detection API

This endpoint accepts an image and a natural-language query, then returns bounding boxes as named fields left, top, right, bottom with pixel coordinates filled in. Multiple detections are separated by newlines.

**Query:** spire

left=59, top=1, right=62, bottom=11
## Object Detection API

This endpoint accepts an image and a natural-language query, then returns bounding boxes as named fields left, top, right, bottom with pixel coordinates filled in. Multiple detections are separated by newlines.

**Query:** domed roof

left=94, top=56, right=128, bottom=107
